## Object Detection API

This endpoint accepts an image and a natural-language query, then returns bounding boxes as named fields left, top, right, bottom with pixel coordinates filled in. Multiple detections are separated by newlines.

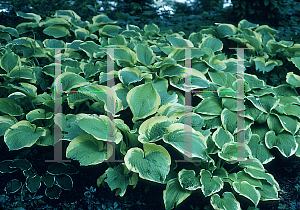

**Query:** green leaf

left=108, top=34, right=126, bottom=45
left=291, top=57, right=300, bottom=70
left=99, top=25, right=121, bottom=37
left=267, top=114, right=284, bottom=134
left=127, top=83, right=160, bottom=123
left=43, top=25, right=70, bottom=38
left=92, top=14, right=117, bottom=25
left=43, top=39, right=66, bottom=49
left=166, top=36, right=193, bottom=48
left=144, top=23, right=160, bottom=36
left=233, top=181, right=260, bottom=207
left=74, top=28, right=97, bottom=41
left=163, top=178, right=192, bottom=210
left=286, top=72, right=300, bottom=87
left=105, top=45, right=137, bottom=65
left=210, top=192, right=241, bottom=210
left=9, top=67, right=35, bottom=80
left=66, top=134, right=113, bottom=166
left=79, top=41, right=101, bottom=58
left=0, top=26, right=19, bottom=37
left=4, top=120, right=46, bottom=150
left=201, top=37, right=223, bottom=52
left=26, top=109, right=53, bottom=122
left=200, top=169, right=223, bottom=197
left=218, top=142, right=252, bottom=162
left=257, top=180, right=279, bottom=201
left=134, top=44, right=155, bottom=66
left=188, top=32, right=202, bottom=45
left=138, top=116, right=171, bottom=143
left=217, top=24, right=237, bottom=38
left=253, top=57, right=281, bottom=72
left=273, top=114, right=300, bottom=135
left=0, top=51, right=20, bottom=72
left=238, top=158, right=265, bottom=171
left=265, top=131, right=297, bottom=157
left=124, top=143, right=171, bottom=183
left=208, top=71, right=236, bottom=88
left=16, top=11, right=41, bottom=23
left=272, top=84, right=298, bottom=97
left=7, top=83, right=37, bottom=99
left=42, top=18, right=70, bottom=28
left=244, top=73, right=266, bottom=89
left=238, top=19, right=258, bottom=30
left=0, top=115, right=18, bottom=136
left=76, top=114, right=122, bottom=144
left=246, top=95, right=279, bottom=113
left=247, top=134, right=275, bottom=164
left=169, top=112, right=206, bottom=134
left=163, top=123, right=208, bottom=161
left=212, top=127, right=234, bottom=149
left=118, top=67, right=144, bottom=86
left=0, top=98, right=23, bottom=116
left=243, top=167, right=280, bottom=191
left=221, top=109, right=237, bottom=134
left=36, top=128, right=54, bottom=146
left=56, top=10, right=81, bottom=20
left=206, top=55, right=227, bottom=71
left=78, top=85, right=123, bottom=116
left=194, top=97, right=223, bottom=116
left=54, top=72, right=89, bottom=91
left=160, top=64, right=185, bottom=78
left=103, top=164, right=131, bottom=197
left=244, top=31, right=263, bottom=52
left=178, top=169, right=201, bottom=190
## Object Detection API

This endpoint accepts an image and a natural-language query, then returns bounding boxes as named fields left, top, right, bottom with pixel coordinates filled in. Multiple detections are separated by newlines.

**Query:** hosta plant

left=0, top=10, right=300, bottom=210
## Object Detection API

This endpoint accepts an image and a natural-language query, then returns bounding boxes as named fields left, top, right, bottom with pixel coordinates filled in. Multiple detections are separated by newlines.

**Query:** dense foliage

left=0, top=7, right=300, bottom=209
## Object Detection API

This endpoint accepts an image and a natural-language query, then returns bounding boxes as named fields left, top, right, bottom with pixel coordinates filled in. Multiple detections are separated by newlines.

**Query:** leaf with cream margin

left=212, top=127, right=234, bottom=149
left=247, top=134, right=275, bottom=164
left=232, top=181, right=260, bottom=207
left=4, top=120, right=46, bottom=150
left=210, top=192, right=241, bottom=210
left=66, top=134, right=113, bottom=166
left=0, top=98, right=23, bottom=116
left=273, top=113, right=300, bottom=135
left=54, top=72, right=89, bottom=92
left=246, top=95, right=279, bottom=113
left=218, top=142, right=252, bottom=162
left=0, top=115, right=18, bottom=136
left=127, top=83, right=161, bottom=123
left=265, top=131, right=298, bottom=157
left=75, top=114, right=122, bottom=144
left=78, top=84, right=123, bottom=117
left=194, top=97, right=223, bottom=116
left=163, top=123, right=208, bottom=161
left=286, top=72, right=300, bottom=87
left=200, top=169, right=223, bottom=197
left=138, top=116, right=171, bottom=143
left=166, top=36, right=193, bottom=48
left=201, top=37, right=223, bottom=52
left=124, top=143, right=171, bottom=183
left=291, top=57, right=300, bottom=70
left=134, top=44, right=155, bottom=66
left=178, top=169, right=201, bottom=191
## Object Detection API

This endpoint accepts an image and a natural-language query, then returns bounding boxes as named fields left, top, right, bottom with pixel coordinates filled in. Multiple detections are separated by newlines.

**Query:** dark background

left=0, top=0, right=299, bottom=43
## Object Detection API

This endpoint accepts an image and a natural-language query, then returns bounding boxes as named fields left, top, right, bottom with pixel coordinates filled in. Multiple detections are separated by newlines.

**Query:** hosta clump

left=0, top=9, right=300, bottom=209
left=0, top=159, right=78, bottom=201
